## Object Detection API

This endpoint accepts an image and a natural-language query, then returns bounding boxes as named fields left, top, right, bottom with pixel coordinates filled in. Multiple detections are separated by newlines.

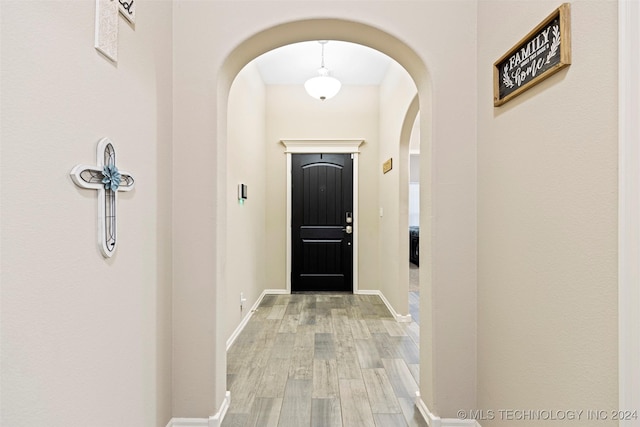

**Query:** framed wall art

left=494, top=3, right=571, bottom=107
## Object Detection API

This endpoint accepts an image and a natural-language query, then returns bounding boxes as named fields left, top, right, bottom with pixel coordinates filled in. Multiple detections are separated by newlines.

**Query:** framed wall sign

left=382, top=158, right=393, bottom=174
left=494, top=3, right=571, bottom=107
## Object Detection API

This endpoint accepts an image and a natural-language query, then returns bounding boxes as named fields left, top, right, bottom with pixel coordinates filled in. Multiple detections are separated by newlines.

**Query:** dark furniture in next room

left=409, top=226, right=419, bottom=266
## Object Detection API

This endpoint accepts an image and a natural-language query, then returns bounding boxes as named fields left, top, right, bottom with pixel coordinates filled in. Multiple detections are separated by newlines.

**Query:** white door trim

left=281, top=139, right=365, bottom=293
left=619, top=1, right=640, bottom=423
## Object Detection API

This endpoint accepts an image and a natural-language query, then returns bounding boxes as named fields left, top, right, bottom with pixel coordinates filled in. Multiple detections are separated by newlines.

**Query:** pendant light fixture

left=304, top=41, right=342, bottom=101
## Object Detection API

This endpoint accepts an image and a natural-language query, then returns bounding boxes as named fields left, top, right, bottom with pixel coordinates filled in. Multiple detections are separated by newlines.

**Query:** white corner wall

left=477, top=1, right=618, bottom=424
left=1, top=1, right=173, bottom=425
left=378, top=61, right=417, bottom=318
left=225, top=62, right=267, bottom=341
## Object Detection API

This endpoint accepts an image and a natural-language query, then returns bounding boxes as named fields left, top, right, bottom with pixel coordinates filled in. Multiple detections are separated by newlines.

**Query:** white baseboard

left=355, top=289, right=412, bottom=323
left=226, top=289, right=289, bottom=351
left=209, top=390, right=231, bottom=427
left=415, top=392, right=481, bottom=427
left=167, top=391, right=231, bottom=427
left=167, top=418, right=209, bottom=427
left=264, top=288, right=289, bottom=295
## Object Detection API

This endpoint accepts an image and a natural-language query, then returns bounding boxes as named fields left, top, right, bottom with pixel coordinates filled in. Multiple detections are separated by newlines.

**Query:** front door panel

left=292, top=153, right=353, bottom=292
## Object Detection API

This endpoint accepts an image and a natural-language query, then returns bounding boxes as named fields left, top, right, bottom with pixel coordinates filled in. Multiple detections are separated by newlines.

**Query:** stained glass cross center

left=70, top=138, right=135, bottom=258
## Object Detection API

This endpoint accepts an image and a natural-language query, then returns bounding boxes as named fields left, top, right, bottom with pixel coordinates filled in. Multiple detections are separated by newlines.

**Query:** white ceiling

left=253, top=40, right=392, bottom=85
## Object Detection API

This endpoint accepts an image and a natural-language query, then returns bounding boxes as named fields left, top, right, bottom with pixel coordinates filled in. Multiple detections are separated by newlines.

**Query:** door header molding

left=281, top=139, right=365, bottom=154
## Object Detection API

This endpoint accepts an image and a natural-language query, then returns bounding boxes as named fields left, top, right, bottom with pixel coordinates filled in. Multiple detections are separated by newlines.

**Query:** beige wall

left=477, top=1, right=618, bottom=425
left=225, top=63, right=267, bottom=341
left=265, top=85, right=381, bottom=292
left=0, top=1, right=173, bottom=425
left=378, top=61, right=418, bottom=316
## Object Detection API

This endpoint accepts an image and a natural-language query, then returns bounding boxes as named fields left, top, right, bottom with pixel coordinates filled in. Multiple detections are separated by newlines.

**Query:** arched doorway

left=214, top=19, right=433, bottom=424
left=173, top=9, right=479, bottom=423
left=399, top=95, right=420, bottom=325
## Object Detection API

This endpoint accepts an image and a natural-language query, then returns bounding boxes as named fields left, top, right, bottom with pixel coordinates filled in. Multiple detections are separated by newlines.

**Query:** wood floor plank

left=344, top=294, right=358, bottom=306
left=315, top=313, right=334, bottom=333
left=278, top=379, right=312, bottom=427
left=355, top=299, right=378, bottom=318
left=346, top=304, right=364, bottom=320
left=335, top=335, right=362, bottom=380
left=372, top=303, right=394, bottom=319
left=252, top=305, right=272, bottom=320
left=382, top=358, right=420, bottom=399
left=369, top=295, right=386, bottom=305
left=289, top=325, right=315, bottom=380
left=339, top=378, right=377, bottom=427
left=364, top=319, right=388, bottom=334
left=314, top=333, right=336, bottom=360
left=284, top=300, right=302, bottom=315
left=350, top=319, right=372, bottom=339
left=267, top=304, right=287, bottom=320
left=246, top=398, right=283, bottom=427
left=275, top=294, right=292, bottom=305
left=312, top=359, right=339, bottom=398
left=312, top=398, right=343, bottom=427
left=395, top=336, right=420, bottom=364
left=256, top=359, right=289, bottom=398
left=373, top=413, right=409, bottom=427
left=227, top=366, right=262, bottom=414
left=362, top=368, right=402, bottom=414
left=270, top=332, right=296, bottom=360
left=303, top=295, right=317, bottom=309
left=315, top=302, right=332, bottom=317
left=260, top=295, right=278, bottom=307
left=220, top=413, right=249, bottom=427
left=278, top=314, right=300, bottom=333
left=408, top=363, right=420, bottom=384
left=331, top=309, right=352, bottom=337
left=382, top=319, right=408, bottom=336
left=330, top=295, right=348, bottom=308
left=406, top=321, right=420, bottom=346
left=372, top=332, right=401, bottom=359
left=398, top=398, right=429, bottom=427
left=331, top=308, right=348, bottom=316
left=298, top=307, right=317, bottom=325
left=354, top=338, right=383, bottom=369
left=316, top=294, right=332, bottom=303
left=409, top=291, right=420, bottom=324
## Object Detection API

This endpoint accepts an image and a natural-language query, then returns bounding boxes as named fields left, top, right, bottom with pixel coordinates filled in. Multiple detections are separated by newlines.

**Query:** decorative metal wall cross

left=94, top=0, right=136, bottom=62
left=71, top=138, right=135, bottom=258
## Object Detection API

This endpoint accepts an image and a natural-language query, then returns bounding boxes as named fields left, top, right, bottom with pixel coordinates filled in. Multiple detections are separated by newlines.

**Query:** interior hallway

left=222, top=294, right=424, bottom=427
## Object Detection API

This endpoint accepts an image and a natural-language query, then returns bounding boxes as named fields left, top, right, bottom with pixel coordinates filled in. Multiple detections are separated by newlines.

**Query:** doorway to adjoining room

left=408, top=114, right=420, bottom=324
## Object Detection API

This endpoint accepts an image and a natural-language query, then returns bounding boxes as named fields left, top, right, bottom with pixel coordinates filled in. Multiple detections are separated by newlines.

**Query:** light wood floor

left=222, top=293, right=426, bottom=427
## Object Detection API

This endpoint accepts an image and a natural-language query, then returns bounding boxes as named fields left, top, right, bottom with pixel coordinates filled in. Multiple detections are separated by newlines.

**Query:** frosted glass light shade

left=304, top=67, right=341, bottom=101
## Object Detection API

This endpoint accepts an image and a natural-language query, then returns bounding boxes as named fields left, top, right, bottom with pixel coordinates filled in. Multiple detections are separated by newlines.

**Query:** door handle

left=342, top=225, right=353, bottom=234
